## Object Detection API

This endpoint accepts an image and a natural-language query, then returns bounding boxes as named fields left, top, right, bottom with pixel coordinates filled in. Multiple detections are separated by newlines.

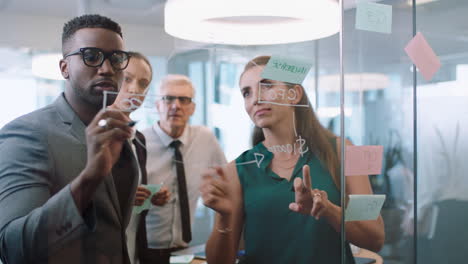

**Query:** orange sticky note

left=404, top=32, right=441, bottom=81
left=345, top=145, right=383, bottom=176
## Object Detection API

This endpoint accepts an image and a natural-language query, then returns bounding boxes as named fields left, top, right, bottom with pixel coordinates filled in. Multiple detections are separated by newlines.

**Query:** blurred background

left=1, top=0, right=467, bottom=263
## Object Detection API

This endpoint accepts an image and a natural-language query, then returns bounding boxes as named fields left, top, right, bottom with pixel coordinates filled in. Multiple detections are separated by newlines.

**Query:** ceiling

left=0, top=0, right=166, bottom=26
left=1, top=0, right=468, bottom=84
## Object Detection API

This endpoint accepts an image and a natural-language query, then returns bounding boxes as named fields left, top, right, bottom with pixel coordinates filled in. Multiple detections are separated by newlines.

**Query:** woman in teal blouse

left=200, top=56, right=385, bottom=264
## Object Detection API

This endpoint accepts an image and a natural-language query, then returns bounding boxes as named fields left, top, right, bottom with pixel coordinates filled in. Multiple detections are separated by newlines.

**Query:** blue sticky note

left=345, top=194, right=386, bottom=221
left=355, top=2, right=392, bottom=34
left=261, top=55, right=312, bottom=84
left=133, top=183, right=162, bottom=214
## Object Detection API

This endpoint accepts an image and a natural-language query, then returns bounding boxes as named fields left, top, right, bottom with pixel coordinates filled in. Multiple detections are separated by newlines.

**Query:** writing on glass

left=267, top=135, right=309, bottom=157
left=261, top=55, right=312, bottom=85
left=355, top=2, right=392, bottom=34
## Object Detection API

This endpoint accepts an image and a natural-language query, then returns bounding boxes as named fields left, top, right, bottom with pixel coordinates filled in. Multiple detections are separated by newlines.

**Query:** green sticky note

left=133, top=183, right=162, bottom=214
left=260, top=55, right=312, bottom=84
left=169, top=254, right=194, bottom=264
left=345, top=194, right=386, bottom=221
left=355, top=2, right=392, bottom=34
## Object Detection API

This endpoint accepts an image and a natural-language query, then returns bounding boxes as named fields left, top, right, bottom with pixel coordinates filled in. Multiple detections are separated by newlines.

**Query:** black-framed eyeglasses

left=64, top=47, right=131, bottom=71
left=161, top=95, right=193, bottom=105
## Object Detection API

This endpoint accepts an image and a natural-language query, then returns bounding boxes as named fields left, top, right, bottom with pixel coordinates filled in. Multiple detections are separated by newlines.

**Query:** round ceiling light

left=165, top=0, right=340, bottom=45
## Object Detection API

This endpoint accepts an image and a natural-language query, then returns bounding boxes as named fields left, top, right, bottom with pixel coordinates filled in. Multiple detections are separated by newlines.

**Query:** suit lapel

left=52, top=94, right=126, bottom=226
left=105, top=137, right=141, bottom=226
left=121, top=140, right=139, bottom=225
left=53, top=94, right=87, bottom=145
left=106, top=171, right=123, bottom=224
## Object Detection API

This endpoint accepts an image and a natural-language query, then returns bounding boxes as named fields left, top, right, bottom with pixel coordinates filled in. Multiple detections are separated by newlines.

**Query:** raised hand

left=200, top=167, right=233, bottom=216
left=134, top=185, right=151, bottom=206
left=71, top=109, right=132, bottom=213
left=151, top=187, right=171, bottom=206
left=289, top=165, right=330, bottom=220
left=84, top=109, right=132, bottom=181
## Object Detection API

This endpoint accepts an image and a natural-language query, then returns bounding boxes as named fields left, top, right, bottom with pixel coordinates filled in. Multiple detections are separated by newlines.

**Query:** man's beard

left=76, top=86, right=118, bottom=107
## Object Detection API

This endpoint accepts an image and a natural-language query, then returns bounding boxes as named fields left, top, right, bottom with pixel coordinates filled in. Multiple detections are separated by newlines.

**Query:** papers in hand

left=133, top=183, right=162, bottom=214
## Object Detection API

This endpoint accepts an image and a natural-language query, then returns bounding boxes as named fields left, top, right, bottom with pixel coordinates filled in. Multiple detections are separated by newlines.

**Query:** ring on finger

left=98, top=119, right=108, bottom=128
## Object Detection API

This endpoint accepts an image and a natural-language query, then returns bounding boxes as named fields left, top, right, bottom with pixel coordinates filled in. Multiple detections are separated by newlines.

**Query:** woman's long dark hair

left=243, top=56, right=341, bottom=189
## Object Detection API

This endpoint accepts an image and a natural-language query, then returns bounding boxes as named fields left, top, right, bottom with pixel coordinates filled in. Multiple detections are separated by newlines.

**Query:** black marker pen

left=127, top=120, right=138, bottom=127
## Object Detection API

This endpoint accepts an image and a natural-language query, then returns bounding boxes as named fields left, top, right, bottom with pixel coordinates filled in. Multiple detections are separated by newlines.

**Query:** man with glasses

left=138, top=75, right=226, bottom=264
left=0, top=14, right=137, bottom=264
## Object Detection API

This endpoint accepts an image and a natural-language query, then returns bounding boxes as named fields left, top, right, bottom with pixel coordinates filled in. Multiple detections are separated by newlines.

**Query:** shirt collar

left=257, top=141, right=313, bottom=181
left=153, top=121, right=190, bottom=148
left=130, top=127, right=136, bottom=141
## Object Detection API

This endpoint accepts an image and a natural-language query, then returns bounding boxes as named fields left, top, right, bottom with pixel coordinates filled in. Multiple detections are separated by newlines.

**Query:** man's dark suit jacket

left=0, top=94, right=139, bottom=264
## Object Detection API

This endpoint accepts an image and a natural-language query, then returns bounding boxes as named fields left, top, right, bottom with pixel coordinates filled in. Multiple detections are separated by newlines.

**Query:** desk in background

left=174, top=244, right=383, bottom=264
left=354, top=248, right=383, bottom=264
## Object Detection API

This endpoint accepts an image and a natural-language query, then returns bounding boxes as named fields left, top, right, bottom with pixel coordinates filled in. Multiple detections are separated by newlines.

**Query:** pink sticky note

left=345, top=145, right=383, bottom=176
left=404, top=32, right=441, bottom=81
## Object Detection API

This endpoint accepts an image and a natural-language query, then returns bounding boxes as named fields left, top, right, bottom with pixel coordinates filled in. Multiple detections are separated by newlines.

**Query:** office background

left=1, top=0, right=467, bottom=263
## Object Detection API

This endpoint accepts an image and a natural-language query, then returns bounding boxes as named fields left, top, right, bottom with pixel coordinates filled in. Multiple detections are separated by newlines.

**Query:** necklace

left=274, top=151, right=299, bottom=161
left=272, top=155, right=299, bottom=170
left=275, top=154, right=295, bottom=162
left=273, top=162, right=297, bottom=170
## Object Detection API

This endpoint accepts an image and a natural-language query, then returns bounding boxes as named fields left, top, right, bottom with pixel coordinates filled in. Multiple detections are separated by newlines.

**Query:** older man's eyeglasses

left=64, top=47, right=131, bottom=71
left=161, top=95, right=193, bottom=105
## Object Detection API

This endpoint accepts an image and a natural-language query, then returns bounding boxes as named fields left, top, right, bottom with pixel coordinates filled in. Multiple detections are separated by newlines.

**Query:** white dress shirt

left=142, top=122, right=227, bottom=249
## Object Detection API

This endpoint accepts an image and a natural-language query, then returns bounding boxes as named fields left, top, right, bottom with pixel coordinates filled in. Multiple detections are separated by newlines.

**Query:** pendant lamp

left=164, top=0, right=340, bottom=45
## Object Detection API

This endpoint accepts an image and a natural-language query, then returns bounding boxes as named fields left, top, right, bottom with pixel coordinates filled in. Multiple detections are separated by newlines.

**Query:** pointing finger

left=293, top=177, right=304, bottom=193
left=215, top=166, right=227, bottom=181
left=302, top=165, right=312, bottom=189
left=289, top=202, right=301, bottom=212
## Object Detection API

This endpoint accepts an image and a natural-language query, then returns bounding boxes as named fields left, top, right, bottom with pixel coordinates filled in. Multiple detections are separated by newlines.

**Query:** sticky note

left=261, top=55, right=312, bottom=84
left=133, top=183, right=162, bottom=214
left=355, top=2, right=392, bottom=34
left=170, top=254, right=194, bottom=264
left=345, top=194, right=386, bottom=221
left=345, top=145, right=383, bottom=176
left=404, top=32, right=441, bottom=81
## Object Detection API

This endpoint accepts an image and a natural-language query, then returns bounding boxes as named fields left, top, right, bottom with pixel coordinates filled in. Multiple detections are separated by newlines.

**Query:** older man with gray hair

left=137, top=74, right=226, bottom=264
